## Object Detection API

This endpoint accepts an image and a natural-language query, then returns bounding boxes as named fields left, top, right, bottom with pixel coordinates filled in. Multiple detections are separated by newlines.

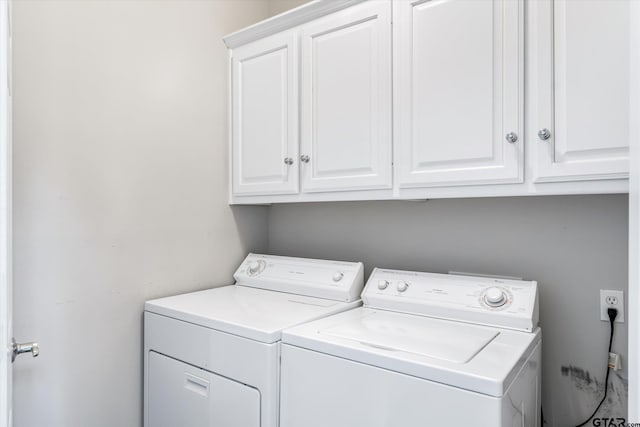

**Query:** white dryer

left=280, top=268, right=541, bottom=427
left=143, top=253, right=364, bottom=427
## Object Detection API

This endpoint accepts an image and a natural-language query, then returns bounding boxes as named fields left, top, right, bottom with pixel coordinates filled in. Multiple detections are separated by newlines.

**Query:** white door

left=395, top=0, right=523, bottom=188
left=1, top=1, right=12, bottom=425
left=231, top=31, right=298, bottom=196
left=532, top=0, right=630, bottom=182
left=1, top=5, right=38, bottom=425
left=299, top=1, right=392, bottom=193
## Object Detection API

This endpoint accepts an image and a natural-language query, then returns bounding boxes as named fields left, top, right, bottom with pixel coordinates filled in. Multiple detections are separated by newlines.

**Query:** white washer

left=143, top=253, right=364, bottom=427
left=280, top=268, right=541, bottom=427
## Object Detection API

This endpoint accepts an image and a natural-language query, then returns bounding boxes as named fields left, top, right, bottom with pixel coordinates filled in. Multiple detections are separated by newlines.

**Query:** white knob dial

left=397, top=281, right=409, bottom=293
left=378, top=280, right=389, bottom=290
left=332, top=271, right=344, bottom=282
left=247, top=260, right=264, bottom=276
left=484, top=287, right=507, bottom=307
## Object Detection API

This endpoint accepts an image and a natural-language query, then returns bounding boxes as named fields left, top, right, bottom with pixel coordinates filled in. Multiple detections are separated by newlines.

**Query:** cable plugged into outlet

left=600, top=290, right=624, bottom=323
left=574, top=307, right=618, bottom=426
left=608, top=352, right=622, bottom=371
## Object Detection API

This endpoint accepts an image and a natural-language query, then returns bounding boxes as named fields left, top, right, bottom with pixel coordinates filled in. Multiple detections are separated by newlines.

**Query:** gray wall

left=268, top=195, right=629, bottom=427
left=11, top=1, right=270, bottom=426
left=267, top=0, right=311, bottom=16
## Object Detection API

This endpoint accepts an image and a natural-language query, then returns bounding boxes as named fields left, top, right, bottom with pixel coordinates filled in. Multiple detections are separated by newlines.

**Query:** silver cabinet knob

left=284, top=157, right=293, bottom=165
left=538, top=128, right=551, bottom=141
left=505, top=132, right=518, bottom=143
left=12, top=338, right=39, bottom=363
left=300, top=155, right=310, bottom=163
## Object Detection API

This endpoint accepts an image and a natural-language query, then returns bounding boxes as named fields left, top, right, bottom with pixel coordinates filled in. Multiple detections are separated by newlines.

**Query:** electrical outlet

left=600, top=290, right=624, bottom=323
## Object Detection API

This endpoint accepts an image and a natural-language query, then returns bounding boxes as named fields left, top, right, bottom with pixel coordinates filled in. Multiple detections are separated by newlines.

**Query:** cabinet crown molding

left=223, top=0, right=368, bottom=49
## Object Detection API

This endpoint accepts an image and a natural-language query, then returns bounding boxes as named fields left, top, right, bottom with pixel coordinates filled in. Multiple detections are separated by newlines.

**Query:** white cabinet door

left=299, top=1, right=392, bottom=193
left=395, top=0, right=523, bottom=188
left=231, top=31, right=298, bottom=196
left=532, top=0, right=630, bottom=182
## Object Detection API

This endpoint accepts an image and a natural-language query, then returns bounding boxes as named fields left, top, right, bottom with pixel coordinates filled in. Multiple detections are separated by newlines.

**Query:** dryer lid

left=320, top=310, right=498, bottom=364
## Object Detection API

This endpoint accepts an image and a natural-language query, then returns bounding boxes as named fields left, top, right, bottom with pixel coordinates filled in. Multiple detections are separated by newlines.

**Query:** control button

left=397, top=281, right=409, bottom=293
left=248, top=261, right=261, bottom=273
left=247, top=260, right=265, bottom=276
left=377, top=280, right=389, bottom=290
left=484, top=287, right=507, bottom=307
left=332, top=271, right=344, bottom=282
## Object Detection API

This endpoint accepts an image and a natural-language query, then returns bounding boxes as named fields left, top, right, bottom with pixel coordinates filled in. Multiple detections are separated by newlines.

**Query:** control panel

left=362, top=268, right=538, bottom=332
left=234, top=253, right=365, bottom=302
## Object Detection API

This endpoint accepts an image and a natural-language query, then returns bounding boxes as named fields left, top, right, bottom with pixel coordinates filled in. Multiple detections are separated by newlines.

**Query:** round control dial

left=483, top=287, right=508, bottom=307
left=247, top=260, right=266, bottom=277
left=377, top=280, right=389, bottom=290
left=397, top=281, right=409, bottom=293
left=332, top=271, right=344, bottom=282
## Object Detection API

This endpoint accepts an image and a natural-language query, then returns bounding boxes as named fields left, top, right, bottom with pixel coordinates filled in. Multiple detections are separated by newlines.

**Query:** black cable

left=574, top=308, right=618, bottom=427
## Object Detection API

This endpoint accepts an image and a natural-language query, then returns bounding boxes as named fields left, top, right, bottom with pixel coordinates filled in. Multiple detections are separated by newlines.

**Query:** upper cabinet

left=531, top=0, right=630, bottom=182
left=231, top=31, right=298, bottom=196
left=224, top=0, right=631, bottom=204
left=395, top=0, right=523, bottom=188
left=300, top=1, right=392, bottom=192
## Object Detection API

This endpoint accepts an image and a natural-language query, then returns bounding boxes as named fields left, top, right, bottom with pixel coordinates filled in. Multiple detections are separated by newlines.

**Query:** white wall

left=268, top=195, right=629, bottom=427
left=11, top=1, right=270, bottom=426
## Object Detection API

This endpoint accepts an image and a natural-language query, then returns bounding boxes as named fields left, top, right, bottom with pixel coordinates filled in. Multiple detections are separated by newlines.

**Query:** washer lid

left=145, top=285, right=360, bottom=344
left=321, top=311, right=498, bottom=364
left=282, top=307, right=541, bottom=397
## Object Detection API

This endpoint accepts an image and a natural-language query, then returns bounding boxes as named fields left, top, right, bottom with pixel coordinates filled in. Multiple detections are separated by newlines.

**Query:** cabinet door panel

left=396, top=0, right=523, bottom=188
left=300, top=1, right=392, bottom=193
left=533, top=0, right=629, bottom=182
left=232, top=32, right=298, bottom=195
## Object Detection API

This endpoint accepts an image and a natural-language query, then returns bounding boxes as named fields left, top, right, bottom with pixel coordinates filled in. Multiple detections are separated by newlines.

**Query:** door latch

left=11, top=338, right=39, bottom=363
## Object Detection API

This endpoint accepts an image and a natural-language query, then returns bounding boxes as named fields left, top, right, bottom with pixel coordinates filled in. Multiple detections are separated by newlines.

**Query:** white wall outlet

left=600, top=290, right=624, bottom=323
